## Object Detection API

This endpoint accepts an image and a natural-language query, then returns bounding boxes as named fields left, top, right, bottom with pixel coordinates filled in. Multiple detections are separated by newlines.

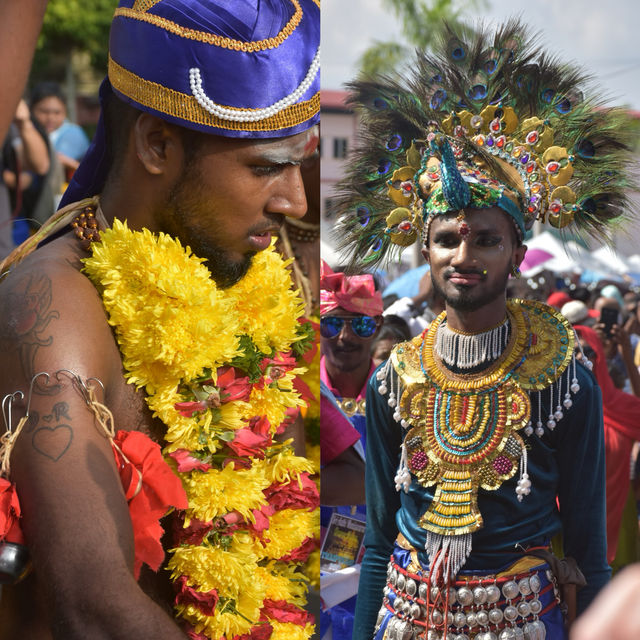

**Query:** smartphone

left=600, top=307, right=619, bottom=338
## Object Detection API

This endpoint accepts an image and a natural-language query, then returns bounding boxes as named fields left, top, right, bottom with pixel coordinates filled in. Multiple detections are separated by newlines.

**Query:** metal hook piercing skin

left=54, top=369, right=104, bottom=405
left=25, top=372, right=52, bottom=418
left=2, top=391, right=24, bottom=434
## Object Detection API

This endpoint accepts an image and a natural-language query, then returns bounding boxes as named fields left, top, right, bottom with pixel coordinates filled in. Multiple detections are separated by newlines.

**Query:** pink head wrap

left=320, top=260, right=383, bottom=316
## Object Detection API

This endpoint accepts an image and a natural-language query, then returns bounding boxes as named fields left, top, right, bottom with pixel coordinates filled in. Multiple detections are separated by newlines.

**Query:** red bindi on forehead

left=456, top=210, right=470, bottom=237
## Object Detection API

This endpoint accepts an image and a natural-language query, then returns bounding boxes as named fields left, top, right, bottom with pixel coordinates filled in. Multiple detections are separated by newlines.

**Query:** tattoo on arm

left=0, top=272, right=61, bottom=395
left=31, top=403, right=73, bottom=462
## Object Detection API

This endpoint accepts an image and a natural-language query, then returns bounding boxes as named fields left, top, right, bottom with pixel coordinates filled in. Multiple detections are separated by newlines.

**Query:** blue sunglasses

left=320, top=315, right=379, bottom=339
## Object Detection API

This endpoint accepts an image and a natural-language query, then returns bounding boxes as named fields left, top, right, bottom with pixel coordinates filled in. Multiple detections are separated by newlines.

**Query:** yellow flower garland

left=83, top=220, right=318, bottom=639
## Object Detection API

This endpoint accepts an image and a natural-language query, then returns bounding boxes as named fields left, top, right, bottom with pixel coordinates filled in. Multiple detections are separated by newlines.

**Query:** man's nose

left=269, top=166, right=308, bottom=220
left=450, top=239, right=475, bottom=267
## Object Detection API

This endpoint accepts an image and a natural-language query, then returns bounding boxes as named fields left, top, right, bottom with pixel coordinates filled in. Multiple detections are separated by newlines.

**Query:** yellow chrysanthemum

left=180, top=463, right=270, bottom=522
left=256, top=563, right=310, bottom=605
left=227, top=243, right=305, bottom=354
left=186, top=609, right=253, bottom=639
left=270, top=621, right=315, bottom=640
left=248, top=380, right=306, bottom=431
left=83, top=221, right=240, bottom=393
left=258, top=508, right=318, bottom=560
left=84, top=220, right=317, bottom=639
left=260, top=450, right=316, bottom=485
left=304, top=549, right=321, bottom=590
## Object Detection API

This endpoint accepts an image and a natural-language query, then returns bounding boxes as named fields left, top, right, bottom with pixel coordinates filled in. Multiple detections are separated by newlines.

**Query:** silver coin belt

left=375, top=560, right=559, bottom=640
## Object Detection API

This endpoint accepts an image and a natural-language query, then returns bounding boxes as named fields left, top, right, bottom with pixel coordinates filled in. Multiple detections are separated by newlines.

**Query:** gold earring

left=511, top=265, right=521, bottom=278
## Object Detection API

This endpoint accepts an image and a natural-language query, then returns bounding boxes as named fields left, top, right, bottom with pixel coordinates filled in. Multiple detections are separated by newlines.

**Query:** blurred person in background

left=370, top=315, right=411, bottom=368
left=0, top=98, right=49, bottom=253
left=30, top=82, right=90, bottom=184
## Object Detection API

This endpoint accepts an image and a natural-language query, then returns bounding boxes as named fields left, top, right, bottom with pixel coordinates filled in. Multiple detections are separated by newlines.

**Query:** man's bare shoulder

left=0, top=235, right=121, bottom=394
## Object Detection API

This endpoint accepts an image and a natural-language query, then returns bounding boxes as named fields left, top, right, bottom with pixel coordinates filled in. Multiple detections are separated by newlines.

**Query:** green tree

left=28, top=0, right=117, bottom=119
left=358, top=0, right=487, bottom=77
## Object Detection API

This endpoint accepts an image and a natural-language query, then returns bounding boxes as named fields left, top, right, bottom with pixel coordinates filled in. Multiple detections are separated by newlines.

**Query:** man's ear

left=132, top=112, right=182, bottom=176
left=514, top=243, right=527, bottom=269
left=421, top=245, right=430, bottom=265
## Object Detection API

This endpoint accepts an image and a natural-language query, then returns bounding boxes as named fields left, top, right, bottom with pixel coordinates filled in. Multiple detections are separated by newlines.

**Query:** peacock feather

left=333, top=19, right=637, bottom=271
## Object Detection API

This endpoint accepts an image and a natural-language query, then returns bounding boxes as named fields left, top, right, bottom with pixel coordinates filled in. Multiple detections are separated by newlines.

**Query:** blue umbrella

left=382, top=264, right=430, bottom=299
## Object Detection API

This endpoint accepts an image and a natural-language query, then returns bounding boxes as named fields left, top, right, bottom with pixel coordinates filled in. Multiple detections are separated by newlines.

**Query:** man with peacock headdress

left=335, top=19, right=637, bottom=640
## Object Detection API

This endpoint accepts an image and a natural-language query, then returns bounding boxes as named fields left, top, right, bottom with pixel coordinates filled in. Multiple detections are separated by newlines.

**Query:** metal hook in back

left=2, top=391, right=24, bottom=434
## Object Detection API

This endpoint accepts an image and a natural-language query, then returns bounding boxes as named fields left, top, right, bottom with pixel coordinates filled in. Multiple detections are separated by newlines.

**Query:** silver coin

left=504, top=605, right=519, bottom=622
left=465, top=611, right=477, bottom=628
left=502, top=580, right=520, bottom=600
left=457, top=586, right=474, bottom=606
left=517, top=600, right=531, bottom=618
left=486, top=584, right=501, bottom=604
left=375, top=607, right=387, bottom=630
left=410, top=602, right=422, bottom=619
left=485, top=633, right=498, bottom=640
left=532, top=619, right=547, bottom=640
left=453, top=635, right=469, bottom=640
left=399, top=620, right=414, bottom=640
left=402, top=600, right=412, bottom=615
left=514, top=627, right=525, bottom=640
left=529, top=574, right=541, bottom=593
left=406, top=578, right=417, bottom=597
left=449, top=586, right=458, bottom=604
left=489, top=607, right=504, bottom=624
left=431, top=585, right=441, bottom=601
left=390, top=569, right=398, bottom=587
left=454, top=611, right=467, bottom=628
left=418, top=582, right=428, bottom=600
left=518, top=577, right=532, bottom=596
left=393, top=596, right=404, bottom=611
left=473, top=586, right=488, bottom=605
left=529, top=598, right=542, bottom=615
left=431, top=609, right=444, bottom=625
left=397, top=573, right=406, bottom=592
left=386, top=617, right=398, bottom=640
left=476, top=610, right=489, bottom=626
left=499, top=629, right=516, bottom=640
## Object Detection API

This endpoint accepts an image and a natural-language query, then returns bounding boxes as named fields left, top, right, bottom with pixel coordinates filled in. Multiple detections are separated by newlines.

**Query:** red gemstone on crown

left=398, top=221, right=413, bottom=232
left=546, top=161, right=560, bottom=174
left=526, top=130, right=539, bottom=145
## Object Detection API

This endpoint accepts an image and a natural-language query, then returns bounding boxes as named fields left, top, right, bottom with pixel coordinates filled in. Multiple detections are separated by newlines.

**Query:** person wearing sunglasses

left=320, top=261, right=384, bottom=448
left=319, top=260, right=383, bottom=640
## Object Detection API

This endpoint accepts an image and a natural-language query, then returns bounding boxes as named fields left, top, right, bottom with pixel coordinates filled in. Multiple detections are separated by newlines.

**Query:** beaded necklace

left=376, top=299, right=584, bottom=584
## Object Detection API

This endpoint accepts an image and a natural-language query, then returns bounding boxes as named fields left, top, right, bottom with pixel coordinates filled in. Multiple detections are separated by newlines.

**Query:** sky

left=322, top=0, right=640, bottom=111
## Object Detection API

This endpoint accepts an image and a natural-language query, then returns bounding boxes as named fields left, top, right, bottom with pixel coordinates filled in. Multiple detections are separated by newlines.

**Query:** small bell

left=0, top=541, right=30, bottom=584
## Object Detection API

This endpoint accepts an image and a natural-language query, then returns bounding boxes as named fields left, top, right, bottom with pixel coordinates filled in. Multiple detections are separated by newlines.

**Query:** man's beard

left=192, top=238, right=255, bottom=290
left=163, top=164, right=255, bottom=289
left=431, top=264, right=511, bottom=312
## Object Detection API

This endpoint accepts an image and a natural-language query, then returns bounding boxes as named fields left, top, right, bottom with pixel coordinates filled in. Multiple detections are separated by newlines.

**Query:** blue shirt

left=353, top=359, right=609, bottom=640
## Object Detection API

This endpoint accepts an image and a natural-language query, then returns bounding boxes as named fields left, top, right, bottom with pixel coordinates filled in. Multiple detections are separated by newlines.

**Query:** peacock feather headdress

left=334, top=19, right=637, bottom=269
